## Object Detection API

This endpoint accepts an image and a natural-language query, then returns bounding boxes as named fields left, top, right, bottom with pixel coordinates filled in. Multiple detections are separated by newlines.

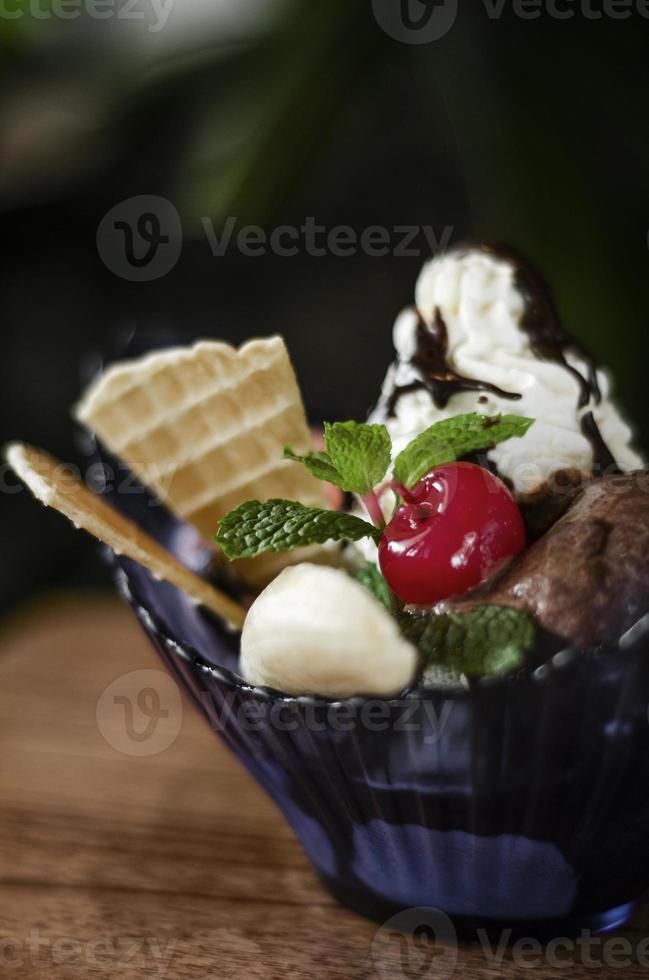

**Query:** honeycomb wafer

left=75, top=337, right=328, bottom=585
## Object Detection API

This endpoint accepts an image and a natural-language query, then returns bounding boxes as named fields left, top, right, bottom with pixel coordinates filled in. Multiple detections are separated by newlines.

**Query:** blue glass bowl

left=102, top=452, right=649, bottom=938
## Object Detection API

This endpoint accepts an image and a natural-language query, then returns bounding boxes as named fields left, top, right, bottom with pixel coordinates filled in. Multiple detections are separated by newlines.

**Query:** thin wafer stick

left=5, top=442, right=246, bottom=630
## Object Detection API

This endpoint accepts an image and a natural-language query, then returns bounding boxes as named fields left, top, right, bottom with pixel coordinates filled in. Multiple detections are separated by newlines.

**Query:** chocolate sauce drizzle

left=483, top=244, right=620, bottom=475
left=385, top=243, right=620, bottom=476
left=483, top=244, right=601, bottom=410
left=581, top=411, right=621, bottom=476
left=386, top=307, right=522, bottom=415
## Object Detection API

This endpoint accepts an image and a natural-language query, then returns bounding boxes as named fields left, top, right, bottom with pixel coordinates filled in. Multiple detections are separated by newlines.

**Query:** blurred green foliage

left=1, top=1, right=647, bottom=427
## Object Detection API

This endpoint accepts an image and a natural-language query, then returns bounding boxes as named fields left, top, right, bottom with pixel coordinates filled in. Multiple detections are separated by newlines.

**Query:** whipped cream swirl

left=370, top=248, right=644, bottom=496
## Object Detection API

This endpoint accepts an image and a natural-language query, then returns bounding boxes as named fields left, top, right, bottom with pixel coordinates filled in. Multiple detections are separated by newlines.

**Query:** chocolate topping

left=581, top=410, right=622, bottom=477
left=480, top=244, right=602, bottom=410
left=450, top=471, right=649, bottom=649
left=386, top=308, right=522, bottom=416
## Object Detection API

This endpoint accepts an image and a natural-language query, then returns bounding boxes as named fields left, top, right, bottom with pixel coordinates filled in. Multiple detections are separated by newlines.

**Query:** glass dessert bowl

left=112, top=486, right=649, bottom=938
left=6, top=244, right=649, bottom=938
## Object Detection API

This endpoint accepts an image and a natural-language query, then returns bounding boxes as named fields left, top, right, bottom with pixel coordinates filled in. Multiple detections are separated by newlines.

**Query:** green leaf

left=393, top=413, right=534, bottom=489
left=283, top=446, right=341, bottom=484
left=323, top=421, right=392, bottom=494
left=402, top=605, right=535, bottom=679
left=284, top=422, right=392, bottom=495
left=355, top=562, right=393, bottom=612
left=216, top=499, right=380, bottom=559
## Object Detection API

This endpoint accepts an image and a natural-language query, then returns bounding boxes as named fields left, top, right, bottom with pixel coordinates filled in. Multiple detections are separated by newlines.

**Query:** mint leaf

left=283, top=447, right=341, bottom=484
left=393, top=413, right=534, bottom=489
left=216, top=499, right=380, bottom=559
left=402, top=605, right=534, bottom=679
left=323, top=421, right=392, bottom=494
left=355, top=562, right=393, bottom=612
left=284, top=421, right=391, bottom=494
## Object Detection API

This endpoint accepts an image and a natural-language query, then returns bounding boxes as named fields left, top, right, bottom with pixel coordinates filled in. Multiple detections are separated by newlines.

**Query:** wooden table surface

left=2, top=592, right=649, bottom=980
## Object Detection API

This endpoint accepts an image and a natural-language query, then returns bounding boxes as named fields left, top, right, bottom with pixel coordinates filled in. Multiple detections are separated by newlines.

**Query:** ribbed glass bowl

left=98, top=445, right=649, bottom=938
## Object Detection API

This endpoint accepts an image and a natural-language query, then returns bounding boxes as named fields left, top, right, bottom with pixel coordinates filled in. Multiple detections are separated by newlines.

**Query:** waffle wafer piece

left=74, top=337, right=328, bottom=585
left=5, top=443, right=246, bottom=630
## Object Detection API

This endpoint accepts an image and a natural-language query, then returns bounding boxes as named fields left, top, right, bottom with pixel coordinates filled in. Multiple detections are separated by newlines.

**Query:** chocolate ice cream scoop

left=449, top=471, right=649, bottom=649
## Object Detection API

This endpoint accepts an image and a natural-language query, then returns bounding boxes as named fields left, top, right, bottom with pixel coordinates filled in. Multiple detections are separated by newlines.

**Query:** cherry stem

left=379, top=480, right=418, bottom=505
left=362, top=490, right=386, bottom=530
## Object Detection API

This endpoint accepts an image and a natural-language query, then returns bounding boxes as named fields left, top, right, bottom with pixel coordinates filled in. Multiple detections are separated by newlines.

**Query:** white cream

left=371, top=250, right=644, bottom=496
left=240, top=564, right=418, bottom=698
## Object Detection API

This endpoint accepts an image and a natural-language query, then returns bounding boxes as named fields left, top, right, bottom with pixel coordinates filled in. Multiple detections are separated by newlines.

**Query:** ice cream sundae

left=5, top=243, right=647, bottom=698
left=5, top=243, right=649, bottom=933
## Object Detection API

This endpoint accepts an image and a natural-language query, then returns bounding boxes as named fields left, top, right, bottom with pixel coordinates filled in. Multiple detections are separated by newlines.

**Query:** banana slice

left=240, top=564, right=418, bottom=698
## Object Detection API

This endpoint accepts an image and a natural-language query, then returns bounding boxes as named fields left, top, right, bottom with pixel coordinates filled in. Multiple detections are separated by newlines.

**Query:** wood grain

left=1, top=592, right=648, bottom=979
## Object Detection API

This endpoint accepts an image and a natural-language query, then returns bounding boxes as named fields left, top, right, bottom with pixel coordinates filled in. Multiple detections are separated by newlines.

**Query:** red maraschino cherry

left=378, top=462, right=526, bottom=605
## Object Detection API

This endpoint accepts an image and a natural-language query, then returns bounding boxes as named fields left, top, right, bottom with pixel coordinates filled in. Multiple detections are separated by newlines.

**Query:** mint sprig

left=216, top=499, right=380, bottom=559
left=285, top=421, right=391, bottom=495
left=217, top=411, right=535, bottom=569
left=393, top=413, right=534, bottom=489
left=402, top=605, right=534, bottom=679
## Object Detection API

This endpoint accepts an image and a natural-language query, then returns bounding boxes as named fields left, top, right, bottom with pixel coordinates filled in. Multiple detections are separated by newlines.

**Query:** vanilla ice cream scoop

left=370, top=246, right=644, bottom=497
left=240, top=564, right=418, bottom=698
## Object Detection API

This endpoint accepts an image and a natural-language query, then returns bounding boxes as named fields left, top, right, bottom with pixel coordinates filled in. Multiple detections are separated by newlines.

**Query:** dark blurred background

left=1, top=0, right=648, bottom=616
